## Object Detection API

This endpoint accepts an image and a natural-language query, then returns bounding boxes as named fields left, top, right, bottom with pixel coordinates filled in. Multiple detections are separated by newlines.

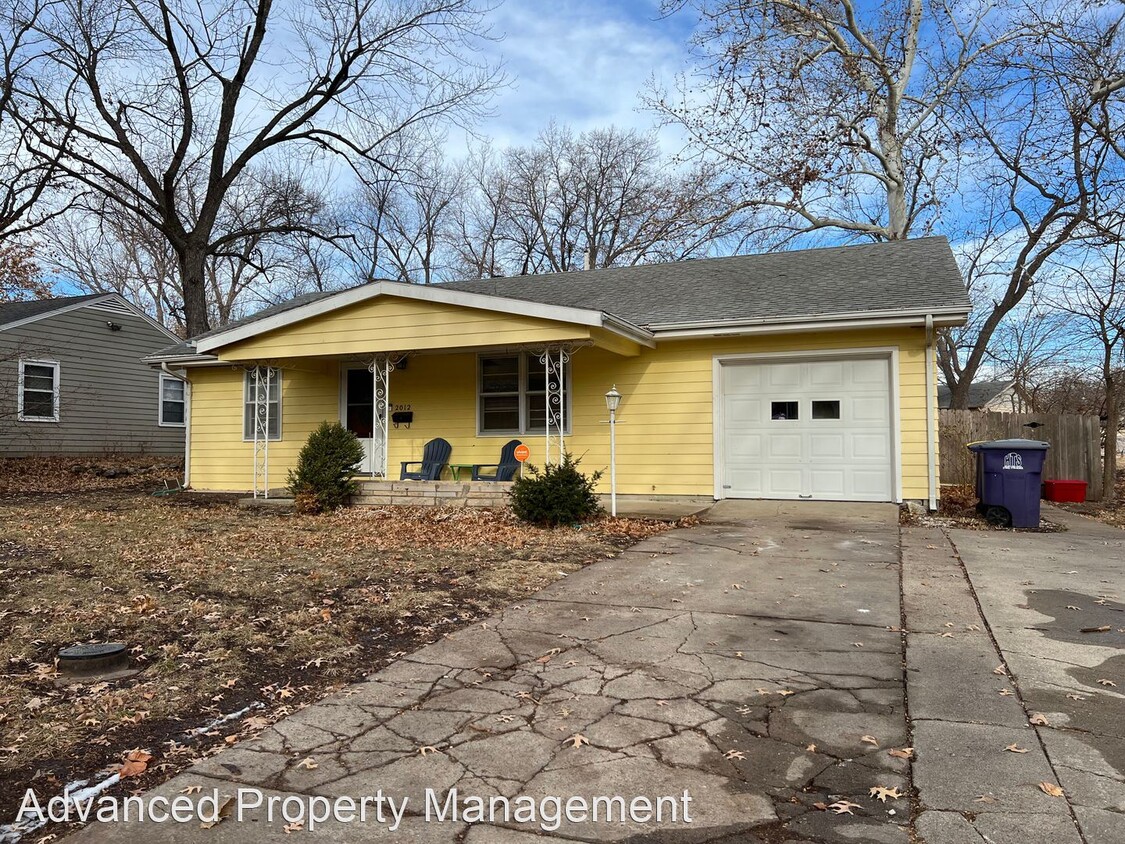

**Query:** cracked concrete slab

left=63, top=501, right=911, bottom=844
left=914, top=510, right=1125, bottom=844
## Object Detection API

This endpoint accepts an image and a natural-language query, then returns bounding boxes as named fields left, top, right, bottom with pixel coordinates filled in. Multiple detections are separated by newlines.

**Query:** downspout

left=924, top=315, right=937, bottom=512
left=161, top=362, right=191, bottom=490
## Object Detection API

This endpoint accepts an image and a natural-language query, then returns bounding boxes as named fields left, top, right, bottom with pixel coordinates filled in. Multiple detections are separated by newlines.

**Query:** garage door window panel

left=771, top=401, right=799, bottom=420
left=812, top=400, right=841, bottom=420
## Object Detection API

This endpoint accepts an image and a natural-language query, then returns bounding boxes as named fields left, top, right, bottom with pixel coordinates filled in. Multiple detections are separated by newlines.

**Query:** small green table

left=448, top=463, right=477, bottom=481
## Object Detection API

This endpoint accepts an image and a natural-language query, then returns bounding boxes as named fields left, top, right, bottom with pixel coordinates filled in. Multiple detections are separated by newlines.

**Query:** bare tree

left=0, top=0, right=71, bottom=240
left=9, top=0, right=498, bottom=335
left=650, top=0, right=1027, bottom=242
left=344, top=148, right=465, bottom=284
left=938, top=1, right=1125, bottom=407
left=450, top=124, right=741, bottom=278
left=1048, top=235, right=1125, bottom=501
left=46, top=165, right=339, bottom=332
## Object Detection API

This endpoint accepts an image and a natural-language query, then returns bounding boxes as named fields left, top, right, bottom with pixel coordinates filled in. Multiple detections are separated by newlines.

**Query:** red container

left=1043, top=479, right=1088, bottom=503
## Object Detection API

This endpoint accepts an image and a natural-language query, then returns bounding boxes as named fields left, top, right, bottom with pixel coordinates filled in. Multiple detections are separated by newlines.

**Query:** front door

left=344, top=368, right=376, bottom=474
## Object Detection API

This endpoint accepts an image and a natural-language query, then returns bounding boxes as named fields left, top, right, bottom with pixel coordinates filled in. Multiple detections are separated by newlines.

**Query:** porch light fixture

left=605, top=386, right=621, bottom=516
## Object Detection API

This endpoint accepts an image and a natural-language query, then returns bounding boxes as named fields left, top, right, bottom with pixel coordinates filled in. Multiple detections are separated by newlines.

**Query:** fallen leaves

left=860, top=735, right=880, bottom=747
left=888, top=747, right=914, bottom=759
left=724, top=749, right=747, bottom=760
left=567, top=734, right=590, bottom=749
left=199, top=796, right=233, bottom=829
left=417, top=746, right=439, bottom=757
left=869, top=786, right=903, bottom=803
left=1029, top=713, right=1050, bottom=726
left=297, top=757, right=319, bottom=769
left=828, top=799, right=862, bottom=815
left=1097, top=679, right=1117, bottom=687
left=1005, top=744, right=1030, bottom=754
left=1038, top=781, right=1065, bottom=798
left=117, top=749, right=153, bottom=778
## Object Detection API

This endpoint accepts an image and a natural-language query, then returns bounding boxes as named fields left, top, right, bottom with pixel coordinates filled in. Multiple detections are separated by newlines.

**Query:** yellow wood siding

left=187, top=326, right=935, bottom=500
left=215, top=297, right=591, bottom=360
left=188, top=362, right=338, bottom=491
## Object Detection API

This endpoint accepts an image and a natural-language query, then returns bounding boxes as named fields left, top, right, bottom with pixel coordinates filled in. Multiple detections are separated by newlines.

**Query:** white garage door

left=719, top=356, right=894, bottom=502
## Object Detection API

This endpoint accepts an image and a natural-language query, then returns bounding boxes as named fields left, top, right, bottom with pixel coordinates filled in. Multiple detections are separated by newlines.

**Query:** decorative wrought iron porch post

left=250, top=365, right=274, bottom=498
left=539, top=347, right=571, bottom=466
left=368, top=354, right=405, bottom=478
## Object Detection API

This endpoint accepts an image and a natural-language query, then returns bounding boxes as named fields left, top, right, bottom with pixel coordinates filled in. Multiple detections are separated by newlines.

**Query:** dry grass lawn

left=0, top=460, right=676, bottom=823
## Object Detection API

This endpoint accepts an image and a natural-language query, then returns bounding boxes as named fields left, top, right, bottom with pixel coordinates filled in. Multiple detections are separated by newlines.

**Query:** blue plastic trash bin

left=967, top=438, right=1050, bottom=528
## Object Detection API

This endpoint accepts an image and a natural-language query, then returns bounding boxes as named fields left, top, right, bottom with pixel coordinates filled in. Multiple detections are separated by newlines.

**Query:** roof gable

left=195, top=281, right=652, bottom=355
left=0, top=293, right=180, bottom=341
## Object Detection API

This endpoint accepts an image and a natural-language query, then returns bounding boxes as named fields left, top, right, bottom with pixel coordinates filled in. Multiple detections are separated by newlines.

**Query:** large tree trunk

left=1104, top=368, right=1118, bottom=504
left=946, top=377, right=973, bottom=410
left=179, top=244, right=211, bottom=336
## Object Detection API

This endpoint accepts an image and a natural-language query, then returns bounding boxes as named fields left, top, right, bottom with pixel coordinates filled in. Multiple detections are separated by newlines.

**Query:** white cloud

left=453, top=0, right=692, bottom=153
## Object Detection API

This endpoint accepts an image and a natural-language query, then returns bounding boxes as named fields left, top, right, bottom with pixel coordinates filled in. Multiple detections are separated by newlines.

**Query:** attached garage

left=716, top=353, right=898, bottom=502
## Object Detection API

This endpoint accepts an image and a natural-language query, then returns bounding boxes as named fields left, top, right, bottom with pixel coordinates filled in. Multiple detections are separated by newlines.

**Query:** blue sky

left=464, top=0, right=695, bottom=150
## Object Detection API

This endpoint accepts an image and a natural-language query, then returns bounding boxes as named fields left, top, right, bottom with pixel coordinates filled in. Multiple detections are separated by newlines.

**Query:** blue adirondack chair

left=472, top=439, right=523, bottom=482
left=400, top=438, right=452, bottom=480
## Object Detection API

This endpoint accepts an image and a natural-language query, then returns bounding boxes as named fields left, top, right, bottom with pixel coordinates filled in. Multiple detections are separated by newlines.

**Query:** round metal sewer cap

left=58, top=642, right=129, bottom=675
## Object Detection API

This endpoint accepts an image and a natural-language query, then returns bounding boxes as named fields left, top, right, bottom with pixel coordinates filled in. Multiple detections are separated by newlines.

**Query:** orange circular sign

left=513, top=444, right=531, bottom=462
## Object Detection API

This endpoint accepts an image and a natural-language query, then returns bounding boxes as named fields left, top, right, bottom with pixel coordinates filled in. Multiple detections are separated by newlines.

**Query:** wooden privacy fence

left=939, top=410, right=1103, bottom=499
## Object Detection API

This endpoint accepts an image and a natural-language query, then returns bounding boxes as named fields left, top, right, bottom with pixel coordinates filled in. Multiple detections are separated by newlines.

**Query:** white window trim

left=17, top=359, right=60, bottom=423
left=158, top=373, right=187, bottom=428
left=242, top=367, right=283, bottom=442
left=476, top=352, right=571, bottom=437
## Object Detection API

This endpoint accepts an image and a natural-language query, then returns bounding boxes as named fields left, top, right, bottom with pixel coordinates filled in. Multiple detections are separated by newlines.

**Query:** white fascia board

left=143, top=351, right=221, bottom=367
left=0, top=293, right=178, bottom=340
left=194, top=281, right=654, bottom=353
left=652, top=308, right=970, bottom=339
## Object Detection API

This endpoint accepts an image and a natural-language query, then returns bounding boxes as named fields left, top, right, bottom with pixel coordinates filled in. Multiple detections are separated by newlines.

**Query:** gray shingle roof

left=938, top=379, right=1015, bottom=409
left=154, top=236, right=969, bottom=359
left=0, top=293, right=103, bottom=329
left=442, top=236, right=969, bottom=328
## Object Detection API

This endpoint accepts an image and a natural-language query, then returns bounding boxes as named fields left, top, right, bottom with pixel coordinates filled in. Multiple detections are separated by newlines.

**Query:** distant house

left=938, top=379, right=1027, bottom=412
left=0, top=294, right=186, bottom=456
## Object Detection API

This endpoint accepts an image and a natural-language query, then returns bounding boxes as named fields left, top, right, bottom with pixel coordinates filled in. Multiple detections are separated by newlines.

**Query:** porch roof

left=147, top=281, right=653, bottom=365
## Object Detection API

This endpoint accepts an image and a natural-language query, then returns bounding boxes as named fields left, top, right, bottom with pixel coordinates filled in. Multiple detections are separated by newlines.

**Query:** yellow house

left=147, top=237, right=970, bottom=508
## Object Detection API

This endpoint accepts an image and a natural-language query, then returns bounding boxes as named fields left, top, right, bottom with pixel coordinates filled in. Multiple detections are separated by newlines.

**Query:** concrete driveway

left=66, top=501, right=912, bottom=843
left=909, top=507, right=1123, bottom=844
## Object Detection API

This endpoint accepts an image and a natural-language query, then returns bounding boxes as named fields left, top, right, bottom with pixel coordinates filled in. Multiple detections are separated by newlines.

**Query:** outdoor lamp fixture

left=605, top=386, right=622, bottom=516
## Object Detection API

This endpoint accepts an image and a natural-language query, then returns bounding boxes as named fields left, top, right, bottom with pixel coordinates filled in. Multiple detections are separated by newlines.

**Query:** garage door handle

left=799, top=494, right=812, bottom=499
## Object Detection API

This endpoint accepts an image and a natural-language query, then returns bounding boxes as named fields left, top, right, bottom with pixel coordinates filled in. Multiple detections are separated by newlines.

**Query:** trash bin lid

left=967, top=438, right=1050, bottom=451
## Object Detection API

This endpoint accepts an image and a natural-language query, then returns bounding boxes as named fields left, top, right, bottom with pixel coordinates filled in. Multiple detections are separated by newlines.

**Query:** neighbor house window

left=243, top=367, right=281, bottom=440
left=159, top=374, right=186, bottom=427
left=479, top=354, right=568, bottom=434
left=18, top=359, right=60, bottom=422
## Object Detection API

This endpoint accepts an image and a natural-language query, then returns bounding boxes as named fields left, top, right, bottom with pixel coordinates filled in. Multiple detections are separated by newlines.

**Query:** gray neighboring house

left=938, top=379, right=1026, bottom=412
left=0, top=293, right=186, bottom=456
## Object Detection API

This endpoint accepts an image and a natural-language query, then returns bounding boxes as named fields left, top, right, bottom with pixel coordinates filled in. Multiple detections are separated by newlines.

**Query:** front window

left=243, top=367, right=281, bottom=440
left=479, top=353, right=568, bottom=434
left=159, top=375, right=186, bottom=426
left=18, top=360, right=59, bottom=422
